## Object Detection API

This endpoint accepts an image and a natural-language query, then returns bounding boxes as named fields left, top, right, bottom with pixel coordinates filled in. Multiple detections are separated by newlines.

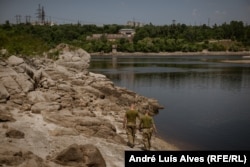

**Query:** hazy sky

left=0, top=0, right=250, bottom=25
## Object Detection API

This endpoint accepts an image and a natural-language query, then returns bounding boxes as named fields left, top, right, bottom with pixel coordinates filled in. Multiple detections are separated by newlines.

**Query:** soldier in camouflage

left=123, top=103, right=139, bottom=148
left=139, top=110, right=157, bottom=150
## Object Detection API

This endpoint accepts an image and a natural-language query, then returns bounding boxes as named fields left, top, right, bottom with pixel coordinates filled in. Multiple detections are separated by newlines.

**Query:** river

left=89, top=55, right=250, bottom=150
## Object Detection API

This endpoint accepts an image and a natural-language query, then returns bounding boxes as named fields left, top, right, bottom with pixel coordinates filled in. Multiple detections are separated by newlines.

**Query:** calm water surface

left=89, top=55, right=250, bottom=150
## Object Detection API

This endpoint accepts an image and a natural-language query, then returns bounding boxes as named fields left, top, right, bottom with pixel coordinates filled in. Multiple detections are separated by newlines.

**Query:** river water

left=89, top=55, right=250, bottom=150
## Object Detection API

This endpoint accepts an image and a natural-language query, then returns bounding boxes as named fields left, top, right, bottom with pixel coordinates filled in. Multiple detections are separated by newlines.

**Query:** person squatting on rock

left=139, top=110, right=157, bottom=150
left=123, top=103, right=139, bottom=148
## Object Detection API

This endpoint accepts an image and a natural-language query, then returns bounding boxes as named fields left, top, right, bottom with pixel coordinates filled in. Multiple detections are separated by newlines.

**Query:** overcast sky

left=0, top=0, right=250, bottom=25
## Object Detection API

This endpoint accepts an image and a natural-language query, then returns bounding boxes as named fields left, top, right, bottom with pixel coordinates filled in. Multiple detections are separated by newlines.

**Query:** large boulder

left=7, top=55, right=24, bottom=66
left=31, top=102, right=61, bottom=114
left=13, top=75, right=34, bottom=93
left=27, top=91, right=61, bottom=104
left=0, top=65, right=17, bottom=77
left=57, top=83, right=75, bottom=92
left=27, top=91, right=46, bottom=104
left=42, top=109, right=125, bottom=144
left=1, top=76, right=22, bottom=95
left=53, top=144, right=106, bottom=167
left=55, top=44, right=91, bottom=72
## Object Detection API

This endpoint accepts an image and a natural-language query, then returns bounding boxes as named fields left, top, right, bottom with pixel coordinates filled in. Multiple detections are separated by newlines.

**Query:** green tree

left=133, top=28, right=149, bottom=43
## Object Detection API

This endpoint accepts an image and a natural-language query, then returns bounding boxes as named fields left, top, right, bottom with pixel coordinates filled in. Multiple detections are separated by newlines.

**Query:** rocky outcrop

left=53, top=144, right=106, bottom=167
left=0, top=44, right=177, bottom=167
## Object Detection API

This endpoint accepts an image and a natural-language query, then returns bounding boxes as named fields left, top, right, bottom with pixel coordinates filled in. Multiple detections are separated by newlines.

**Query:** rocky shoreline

left=0, top=44, right=178, bottom=167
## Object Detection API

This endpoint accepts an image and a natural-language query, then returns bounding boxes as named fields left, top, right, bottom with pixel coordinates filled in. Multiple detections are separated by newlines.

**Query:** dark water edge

left=90, top=51, right=250, bottom=56
left=89, top=55, right=250, bottom=150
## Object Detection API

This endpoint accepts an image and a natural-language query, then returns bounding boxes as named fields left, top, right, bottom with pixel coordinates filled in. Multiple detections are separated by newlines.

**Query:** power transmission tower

left=26, top=15, right=31, bottom=24
left=36, top=4, right=45, bottom=24
left=15, top=15, right=21, bottom=24
left=36, top=4, right=42, bottom=24
left=41, top=6, right=45, bottom=24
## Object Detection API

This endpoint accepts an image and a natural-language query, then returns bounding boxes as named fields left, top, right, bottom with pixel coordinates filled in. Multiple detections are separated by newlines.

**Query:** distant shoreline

left=91, top=51, right=250, bottom=56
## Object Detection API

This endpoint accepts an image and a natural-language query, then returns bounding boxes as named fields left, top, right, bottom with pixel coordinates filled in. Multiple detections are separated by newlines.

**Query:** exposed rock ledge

left=0, top=44, right=178, bottom=167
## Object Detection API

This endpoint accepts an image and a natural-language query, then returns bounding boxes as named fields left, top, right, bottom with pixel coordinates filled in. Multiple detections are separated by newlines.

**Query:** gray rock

left=12, top=99, right=23, bottom=105
left=7, top=55, right=24, bottom=66
left=31, top=102, right=61, bottom=114
left=71, top=56, right=81, bottom=62
left=49, top=127, right=79, bottom=136
left=56, top=61, right=89, bottom=72
left=58, top=52, right=73, bottom=61
left=27, top=91, right=46, bottom=104
left=72, top=108, right=96, bottom=117
left=0, top=66, right=18, bottom=77
left=54, top=144, right=83, bottom=165
left=1, top=76, right=22, bottom=95
left=13, top=75, right=34, bottom=93
left=89, top=72, right=107, bottom=79
left=55, top=47, right=91, bottom=72
left=53, top=64, right=73, bottom=76
left=57, top=84, right=74, bottom=92
left=27, top=91, right=61, bottom=104
left=20, top=103, right=31, bottom=111
left=54, top=144, right=106, bottom=167
left=0, top=83, right=10, bottom=102
left=13, top=66, right=26, bottom=73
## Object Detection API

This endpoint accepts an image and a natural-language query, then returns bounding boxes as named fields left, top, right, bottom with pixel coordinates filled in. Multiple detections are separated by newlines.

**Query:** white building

left=118, top=29, right=136, bottom=37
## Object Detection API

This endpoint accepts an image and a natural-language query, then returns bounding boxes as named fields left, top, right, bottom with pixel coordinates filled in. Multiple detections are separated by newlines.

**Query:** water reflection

left=105, top=69, right=250, bottom=92
left=90, top=55, right=250, bottom=150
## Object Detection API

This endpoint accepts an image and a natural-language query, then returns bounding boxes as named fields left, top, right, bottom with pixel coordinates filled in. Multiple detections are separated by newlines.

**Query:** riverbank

left=91, top=51, right=250, bottom=56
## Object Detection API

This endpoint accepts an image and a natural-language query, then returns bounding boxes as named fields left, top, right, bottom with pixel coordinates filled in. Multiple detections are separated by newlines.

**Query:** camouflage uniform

left=124, top=109, right=139, bottom=147
left=140, top=114, right=155, bottom=150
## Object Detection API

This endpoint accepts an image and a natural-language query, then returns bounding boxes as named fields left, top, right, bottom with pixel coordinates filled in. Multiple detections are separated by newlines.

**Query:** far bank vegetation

left=0, top=20, right=250, bottom=57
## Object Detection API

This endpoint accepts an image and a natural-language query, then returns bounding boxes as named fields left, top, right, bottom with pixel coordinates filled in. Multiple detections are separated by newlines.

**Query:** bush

left=208, top=43, right=226, bottom=51
left=181, top=44, right=202, bottom=52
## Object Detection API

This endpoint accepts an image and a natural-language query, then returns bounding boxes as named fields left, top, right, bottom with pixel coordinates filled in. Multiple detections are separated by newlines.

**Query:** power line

left=47, top=15, right=105, bottom=25
left=13, top=4, right=112, bottom=26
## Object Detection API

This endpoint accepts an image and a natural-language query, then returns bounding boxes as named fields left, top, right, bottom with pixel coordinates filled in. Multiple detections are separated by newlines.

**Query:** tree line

left=0, top=20, right=250, bottom=56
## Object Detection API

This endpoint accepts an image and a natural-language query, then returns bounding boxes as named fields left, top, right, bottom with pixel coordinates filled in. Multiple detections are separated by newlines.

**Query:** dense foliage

left=0, top=20, right=250, bottom=56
